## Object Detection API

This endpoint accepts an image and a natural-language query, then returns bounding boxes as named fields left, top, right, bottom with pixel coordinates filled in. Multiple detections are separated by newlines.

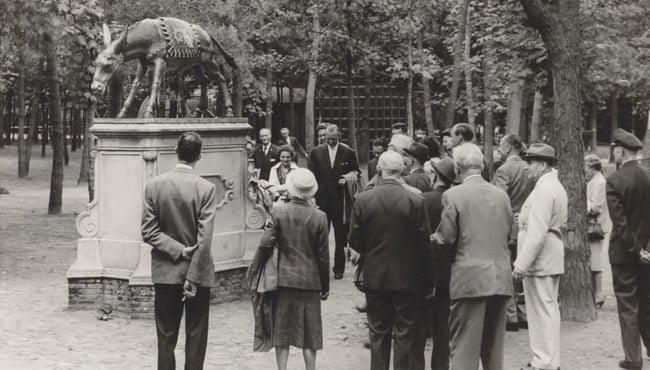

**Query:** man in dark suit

left=432, top=143, right=513, bottom=370
left=422, top=157, right=456, bottom=370
left=308, top=124, right=360, bottom=279
left=141, top=132, right=218, bottom=370
left=607, top=128, right=650, bottom=370
left=450, top=123, right=491, bottom=181
left=367, top=138, right=388, bottom=182
left=253, top=128, right=279, bottom=181
left=349, top=150, right=430, bottom=370
left=493, top=134, right=534, bottom=331
left=404, top=142, right=433, bottom=192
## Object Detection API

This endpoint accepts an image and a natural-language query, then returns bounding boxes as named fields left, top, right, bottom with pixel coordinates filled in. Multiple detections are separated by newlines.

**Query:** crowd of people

left=140, top=123, right=650, bottom=370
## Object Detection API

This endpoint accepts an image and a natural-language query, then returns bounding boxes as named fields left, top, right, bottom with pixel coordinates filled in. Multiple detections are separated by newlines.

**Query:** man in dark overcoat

left=308, top=124, right=360, bottom=279
left=349, top=150, right=430, bottom=370
left=404, top=142, right=433, bottom=192
left=607, top=128, right=650, bottom=370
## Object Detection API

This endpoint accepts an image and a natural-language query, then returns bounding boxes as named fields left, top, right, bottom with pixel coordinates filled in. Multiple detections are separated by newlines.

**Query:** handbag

left=257, top=246, right=279, bottom=293
left=587, top=215, right=605, bottom=241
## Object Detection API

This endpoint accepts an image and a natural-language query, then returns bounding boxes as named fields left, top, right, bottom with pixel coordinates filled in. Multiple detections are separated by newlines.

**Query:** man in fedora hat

left=404, top=142, right=433, bottom=192
left=423, top=156, right=456, bottom=370
left=607, top=128, right=650, bottom=370
left=513, top=142, right=567, bottom=370
left=493, top=134, right=535, bottom=331
left=349, top=150, right=430, bottom=370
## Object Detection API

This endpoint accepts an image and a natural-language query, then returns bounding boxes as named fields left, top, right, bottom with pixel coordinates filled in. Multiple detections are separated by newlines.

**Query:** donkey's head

left=91, top=24, right=128, bottom=96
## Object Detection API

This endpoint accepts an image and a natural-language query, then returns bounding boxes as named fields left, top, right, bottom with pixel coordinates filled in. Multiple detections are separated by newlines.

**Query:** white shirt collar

left=328, top=143, right=339, bottom=152
left=176, top=163, right=193, bottom=170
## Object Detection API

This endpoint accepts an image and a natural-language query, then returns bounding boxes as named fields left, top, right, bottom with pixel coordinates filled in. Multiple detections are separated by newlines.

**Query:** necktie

left=264, top=146, right=268, bottom=156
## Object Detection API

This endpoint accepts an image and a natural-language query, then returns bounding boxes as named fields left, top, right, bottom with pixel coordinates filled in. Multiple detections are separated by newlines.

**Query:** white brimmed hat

left=285, top=168, right=318, bottom=198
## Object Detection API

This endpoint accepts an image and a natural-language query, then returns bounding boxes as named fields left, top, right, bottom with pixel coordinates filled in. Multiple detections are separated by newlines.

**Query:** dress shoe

left=334, top=272, right=343, bottom=280
left=619, top=360, right=642, bottom=370
left=506, top=322, right=519, bottom=332
left=355, top=303, right=367, bottom=313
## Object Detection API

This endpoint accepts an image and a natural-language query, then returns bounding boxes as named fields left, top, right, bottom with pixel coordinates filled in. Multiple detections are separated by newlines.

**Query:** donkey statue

left=91, top=17, right=238, bottom=118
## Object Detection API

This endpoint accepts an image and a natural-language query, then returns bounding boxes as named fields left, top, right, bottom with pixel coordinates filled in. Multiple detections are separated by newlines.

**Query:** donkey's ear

left=113, top=26, right=128, bottom=54
left=102, top=24, right=111, bottom=47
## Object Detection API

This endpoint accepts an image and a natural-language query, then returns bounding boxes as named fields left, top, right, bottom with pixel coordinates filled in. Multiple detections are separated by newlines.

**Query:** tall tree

left=445, top=0, right=470, bottom=128
left=44, top=30, right=64, bottom=215
left=305, top=2, right=319, bottom=150
left=520, top=0, right=596, bottom=321
left=16, top=48, right=27, bottom=177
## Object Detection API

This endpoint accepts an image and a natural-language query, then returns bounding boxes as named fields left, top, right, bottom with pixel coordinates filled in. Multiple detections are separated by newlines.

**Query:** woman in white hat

left=258, top=168, right=330, bottom=370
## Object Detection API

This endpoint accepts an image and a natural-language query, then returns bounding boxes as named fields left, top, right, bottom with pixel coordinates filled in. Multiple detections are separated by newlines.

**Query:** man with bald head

left=253, top=128, right=280, bottom=181
left=349, top=151, right=430, bottom=370
left=308, top=124, right=360, bottom=279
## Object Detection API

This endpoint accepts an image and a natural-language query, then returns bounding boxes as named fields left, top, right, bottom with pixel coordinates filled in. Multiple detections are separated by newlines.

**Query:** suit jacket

left=277, top=136, right=307, bottom=156
left=253, top=143, right=280, bottom=181
left=435, top=175, right=513, bottom=300
left=308, top=143, right=360, bottom=213
left=606, top=161, right=650, bottom=264
left=514, top=170, right=567, bottom=276
left=587, top=171, right=612, bottom=234
left=423, top=186, right=452, bottom=289
left=404, top=167, right=433, bottom=193
left=259, top=198, right=330, bottom=292
left=492, top=155, right=534, bottom=214
left=367, top=157, right=379, bottom=182
left=348, top=178, right=430, bottom=292
left=141, top=166, right=217, bottom=287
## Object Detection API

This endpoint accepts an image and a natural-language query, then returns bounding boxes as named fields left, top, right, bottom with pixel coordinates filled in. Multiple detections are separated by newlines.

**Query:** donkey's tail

left=209, top=34, right=238, bottom=70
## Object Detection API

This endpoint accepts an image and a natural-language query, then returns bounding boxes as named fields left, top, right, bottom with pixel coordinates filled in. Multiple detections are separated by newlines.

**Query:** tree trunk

left=445, top=0, right=471, bottom=128
left=464, top=8, right=476, bottom=132
left=26, top=79, right=42, bottom=175
left=482, top=8, right=496, bottom=174
left=41, top=105, right=48, bottom=158
left=78, top=100, right=94, bottom=190
left=346, top=0, right=357, bottom=149
left=406, top=5, right=414, bottom=135
left=305, top=2, right=320, bottom=150
left=63, top=103, right=69, bottom=167
left=609, top=95, right=618, bottom=163
left=358, top=65, right=372, bottom=164
left=0, top=92, right=4, bottom=149
left=288, top=85, right=295, bottom=134
left=589, top=102, right=598, bottom=153
left=520, top=0, right=596, bottom=322
left=233, top=70, right=243, bottom=117
left=265, top=69, right=273, bottom=130
left=643, top=109, right=650, bottom=158
left=44, top=31, right=64, bottom=215
left=420, top=34, right=434, bottom=134
left=530, top=89, right=543, bottom=142
left=16, top=49, right=28, bottom=177
left=506, top=78, right=525, bottom=135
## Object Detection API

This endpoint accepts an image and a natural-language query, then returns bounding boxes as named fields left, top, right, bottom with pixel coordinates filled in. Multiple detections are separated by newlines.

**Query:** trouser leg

left=638, top=265, right=650, bottom=354
left=430, top=288, right=450, bottom=370
left=480, top=296, right=508, bottom=370
left=393, top=292, right=424, bottom=370
left=366, top=290, right=393, bottom=370
left=155, top=284, right=185, bottom=370
left=449, top=298, right=486, bottom=370
left=325, top=204, right=347, bottom=275
left=184, top=287, right=210, bottom=370
left=612, top=264, right=643, bottom=364
left=523, top=276, right=561, bottom=369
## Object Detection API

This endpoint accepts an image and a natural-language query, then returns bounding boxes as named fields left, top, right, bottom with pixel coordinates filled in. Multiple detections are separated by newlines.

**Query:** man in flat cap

left=607, top=128, right=650, bottom=370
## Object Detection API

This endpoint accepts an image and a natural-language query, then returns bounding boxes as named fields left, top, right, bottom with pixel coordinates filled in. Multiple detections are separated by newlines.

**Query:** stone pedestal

left=67, top=118, right=265, bottom=318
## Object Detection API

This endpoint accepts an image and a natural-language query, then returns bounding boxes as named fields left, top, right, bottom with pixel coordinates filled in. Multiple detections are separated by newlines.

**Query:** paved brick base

left=68, top=267, right=248, bottom=319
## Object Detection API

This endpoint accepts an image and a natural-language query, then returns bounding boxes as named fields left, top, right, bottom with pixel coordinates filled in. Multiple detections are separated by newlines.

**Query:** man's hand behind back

left=181, top=244, right=198, bottom=261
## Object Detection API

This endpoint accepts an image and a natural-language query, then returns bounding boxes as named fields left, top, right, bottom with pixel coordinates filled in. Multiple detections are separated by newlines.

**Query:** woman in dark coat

left=259, top=168, right=330, bottom=370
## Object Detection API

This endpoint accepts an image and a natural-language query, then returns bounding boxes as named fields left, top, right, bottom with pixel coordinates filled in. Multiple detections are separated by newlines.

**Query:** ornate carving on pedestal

left=142, top=151, right=158, bottom=179
left=76, top=198, right=99, bottom=238
left=244, top=159, right=269, bottom=230
left=201, top=174, right=235, bottom=209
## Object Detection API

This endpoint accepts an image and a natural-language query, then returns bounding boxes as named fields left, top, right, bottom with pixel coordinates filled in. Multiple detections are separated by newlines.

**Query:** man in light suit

left=349, top=150, right=430, bottom=370
left=606, top=129, right=650, bottom=370
left=308, top=124, right=360, bottom=279
left=253, top=128, right=280, bottom=181
left=493, top=134, right=534, bottom=331
left=432, top=143, right=513, bottom=370
left=142, top=132, right=218, bottom=370
left=513, top=143, right=567, bottom=370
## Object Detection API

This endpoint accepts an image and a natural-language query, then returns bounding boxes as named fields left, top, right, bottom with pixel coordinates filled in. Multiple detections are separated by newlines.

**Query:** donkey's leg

left=144, top=58, right=166, bottom=118
left=203, top=61, right=233, bottom=117
left=117, top=62, right=147, bottom=118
